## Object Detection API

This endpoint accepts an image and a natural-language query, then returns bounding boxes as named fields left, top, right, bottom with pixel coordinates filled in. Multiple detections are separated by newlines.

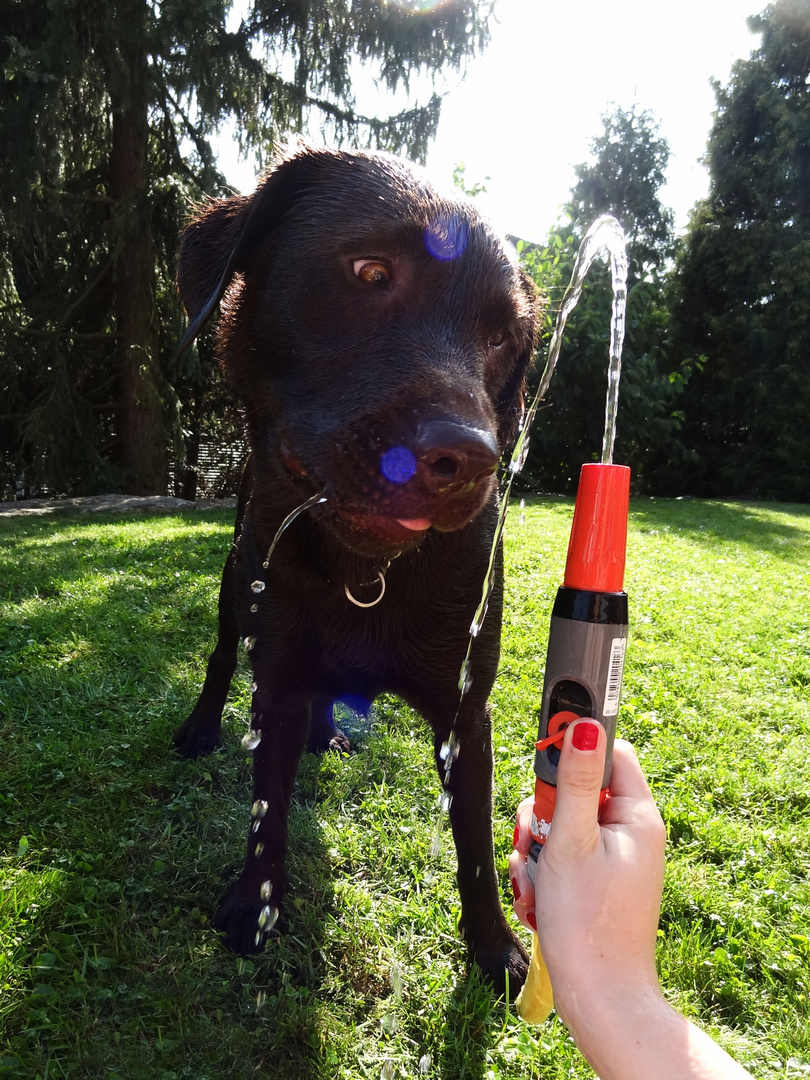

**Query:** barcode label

left=603, top=637, right=627, bottom=717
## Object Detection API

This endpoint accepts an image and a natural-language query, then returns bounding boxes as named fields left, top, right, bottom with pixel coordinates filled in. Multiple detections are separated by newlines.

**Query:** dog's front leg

left=214, top=691, right=310, bottom=955
left=173, top=545, right=240, bottom=758
left=435, top=704, right=529, bottom=998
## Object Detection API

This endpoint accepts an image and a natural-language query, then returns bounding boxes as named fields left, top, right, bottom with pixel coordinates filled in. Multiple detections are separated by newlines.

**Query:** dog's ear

left=176, top=148, right=330, bottom=354
left=176, top=194, right=251, bottom=353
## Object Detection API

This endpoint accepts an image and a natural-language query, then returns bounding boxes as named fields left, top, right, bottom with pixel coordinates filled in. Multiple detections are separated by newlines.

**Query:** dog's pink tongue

left=397, top=518, right=431, bottom=531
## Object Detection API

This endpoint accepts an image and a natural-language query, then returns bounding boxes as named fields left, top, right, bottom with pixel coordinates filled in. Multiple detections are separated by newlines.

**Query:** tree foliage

left=567, top=105, right=674, bottom=281
left=517, top=106, right=690, bottom=495
left=0, top=0, right=494, bottom=498
left=670, top=0, right=810, bottom=501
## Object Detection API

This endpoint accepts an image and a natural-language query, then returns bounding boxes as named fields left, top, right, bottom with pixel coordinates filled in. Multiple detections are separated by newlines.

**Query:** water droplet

left=429, top=817, right=443, bottom=858
left=251, top=799, right=269, bottom=819
left=256, top=989, right=266, bottom=1011
left=260, top=880, right=273, bottom=901
left=510, top=435, right=530, bottom=475
left=439, top=733, right=460, bottom=786
left=258, top=904, right=278, bottom=931
left=251, top=580, right=266, bottom=594
left=254, top=842, right=265, bottom=856
left=250, top=681, right=258, bottom=694
left=381, top=1013, right=398, bottom=1036
left=519, top=497, right=526, bottom=525
left=254, top=931, right=262, bottom=947
left=262, top=560, right=270, bottom=569
left=243, top=635, right=256, bottom=651
left=437, top=792, right=451, bottom=813
left=242, top=729, right=262, bottom=751
left=250, top=603, right=259, bottom=613
left=252, top=820, right=261, bottom=833
left=457, top=658, right=472, bottom=695
left=381, top=1059, right=395, bottom=1080
left=389, top=962, right=403, bottom=998
left=418, top=1054, right=431, bottom=1075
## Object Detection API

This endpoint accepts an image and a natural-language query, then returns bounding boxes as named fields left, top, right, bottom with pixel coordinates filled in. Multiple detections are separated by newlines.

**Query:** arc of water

left=469, top=215, right=628, bottom=644
left=261, top=492, right=328, bottom=568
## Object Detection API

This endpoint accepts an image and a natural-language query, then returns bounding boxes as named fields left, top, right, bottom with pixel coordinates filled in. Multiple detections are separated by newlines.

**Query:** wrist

left=557, top=980, right=672, bottom=1080
left=558, top=984, right=753, bottom=1080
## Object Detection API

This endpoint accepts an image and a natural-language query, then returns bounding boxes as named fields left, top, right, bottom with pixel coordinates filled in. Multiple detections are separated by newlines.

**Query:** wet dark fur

left=173, top=147, right=539, bottom=995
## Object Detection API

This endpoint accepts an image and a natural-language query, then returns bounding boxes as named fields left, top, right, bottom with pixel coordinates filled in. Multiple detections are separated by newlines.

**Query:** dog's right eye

left=352, top=259, right=391, bottom=285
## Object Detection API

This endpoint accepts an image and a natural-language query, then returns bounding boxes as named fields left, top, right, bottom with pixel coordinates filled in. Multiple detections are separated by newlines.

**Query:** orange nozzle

left=564, top=463, right=630, bottom=593
left=529, top=778, right=558, bottom=847
left=530, top=775, right=611, bottom=848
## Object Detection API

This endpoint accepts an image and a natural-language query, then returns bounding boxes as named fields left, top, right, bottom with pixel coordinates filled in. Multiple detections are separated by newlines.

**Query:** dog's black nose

left=414, top=420, right=499, bottom=491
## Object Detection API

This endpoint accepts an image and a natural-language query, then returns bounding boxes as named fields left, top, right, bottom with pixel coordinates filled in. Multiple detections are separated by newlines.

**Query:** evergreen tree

left=568, top=105, right=674, bottom=281
left=670, top=0, right=810, bottom=501
left=0, top=0, right=493, bottom=497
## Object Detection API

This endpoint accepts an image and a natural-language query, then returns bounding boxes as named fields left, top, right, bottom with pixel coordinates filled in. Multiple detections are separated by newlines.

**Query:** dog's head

left=178, top=147, right=539, bottom=556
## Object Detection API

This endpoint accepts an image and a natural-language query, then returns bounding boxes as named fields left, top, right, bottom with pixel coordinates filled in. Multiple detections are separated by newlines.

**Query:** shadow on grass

left=0, top=743, right=341, bottom=1079
left=0, top=509, right=351, bottom=1077
left=438, top=969, right=505, bottom=1080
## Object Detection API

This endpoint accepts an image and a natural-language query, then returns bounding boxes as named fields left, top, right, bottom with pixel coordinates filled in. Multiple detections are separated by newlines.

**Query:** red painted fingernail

left=511, top=877, right=521, bottom=901
left=513, top=824, right=520, bottom=848
left=527, top=911, right=537, bottom=931
left=572, top=721, right=600, bottom=751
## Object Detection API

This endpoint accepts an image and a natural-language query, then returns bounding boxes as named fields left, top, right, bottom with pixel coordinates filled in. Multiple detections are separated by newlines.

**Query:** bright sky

left=218, top=0, right=763, bottom=242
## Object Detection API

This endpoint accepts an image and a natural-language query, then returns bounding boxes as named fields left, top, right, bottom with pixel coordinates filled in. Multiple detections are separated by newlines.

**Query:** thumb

left=545, top=719, right=606, bottom=857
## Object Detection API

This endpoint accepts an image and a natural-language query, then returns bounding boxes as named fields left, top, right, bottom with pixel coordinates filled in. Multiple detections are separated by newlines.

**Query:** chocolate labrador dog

left=173, top=146, right=539, bottom=995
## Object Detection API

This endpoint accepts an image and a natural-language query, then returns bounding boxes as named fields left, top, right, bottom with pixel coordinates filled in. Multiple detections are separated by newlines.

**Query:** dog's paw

left=172, top=717, right=221, bottom=759
left=213, top=888, right=280, bottom=956
left=469, top=932, right=530, bottom=1000
left=328, top=730, right=352, bottom=754
left=306, top=726, right=352, bottom=755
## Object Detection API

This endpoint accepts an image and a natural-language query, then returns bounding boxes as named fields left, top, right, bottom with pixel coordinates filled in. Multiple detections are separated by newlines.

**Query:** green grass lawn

left=1, top=497, right=808, bottom=1079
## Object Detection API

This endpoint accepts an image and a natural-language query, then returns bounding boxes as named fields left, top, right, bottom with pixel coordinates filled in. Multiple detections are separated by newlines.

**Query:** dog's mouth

left=329, top=508, right=432, bottom=547
left=280, top=422, right=499, bottom=554
left=318, top=473, right=497, bottom=556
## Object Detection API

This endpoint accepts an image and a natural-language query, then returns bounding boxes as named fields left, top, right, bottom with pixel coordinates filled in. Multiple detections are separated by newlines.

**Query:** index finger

left=512, top=795, right=535, bottom=856
left=599, top=739, right=661, bottom=827
left=607, top=740, right=650, bottom=798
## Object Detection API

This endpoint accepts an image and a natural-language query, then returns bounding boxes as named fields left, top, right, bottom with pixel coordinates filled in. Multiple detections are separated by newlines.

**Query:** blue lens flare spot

left=381, top=446, right=417, bottom=484
left=332, top=695, right=374, bottom=740
left=425, top=213, right=468, bottom=262
left=334, top=694, right=371, bottom=718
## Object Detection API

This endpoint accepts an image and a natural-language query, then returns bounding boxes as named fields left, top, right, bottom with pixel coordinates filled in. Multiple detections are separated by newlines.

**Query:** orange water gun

left=516, top=462, right=630, bottom=1023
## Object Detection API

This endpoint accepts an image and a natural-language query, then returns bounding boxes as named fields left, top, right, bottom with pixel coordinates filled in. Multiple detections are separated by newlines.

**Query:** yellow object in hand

left=516, top=931, right=554, bottom=1024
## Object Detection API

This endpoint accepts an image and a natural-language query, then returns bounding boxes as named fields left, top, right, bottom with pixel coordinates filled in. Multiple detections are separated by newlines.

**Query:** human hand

left=509, top=720, right=755, bottom=1080
left=509, top=718, right=666, bottom=1023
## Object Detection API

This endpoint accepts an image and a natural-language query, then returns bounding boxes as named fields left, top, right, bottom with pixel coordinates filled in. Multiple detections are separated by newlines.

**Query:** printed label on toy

left=603, top=637, right=627, bottom=717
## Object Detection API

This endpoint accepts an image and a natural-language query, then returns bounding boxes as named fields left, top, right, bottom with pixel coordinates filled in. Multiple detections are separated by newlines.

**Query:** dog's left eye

left=352, top=259, right=391, bottom=285
left=487, top=330, right=507, bottom=348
